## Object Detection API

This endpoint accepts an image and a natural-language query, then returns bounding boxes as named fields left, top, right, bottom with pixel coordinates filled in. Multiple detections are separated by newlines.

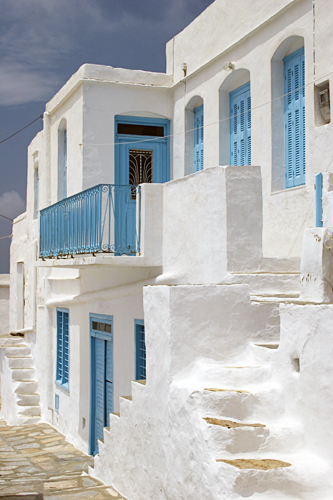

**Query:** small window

left=315, top=81, right=330, bottom=126
left=56, top=308, right=69, bottom=391
left=117, top=123, right=164, bottom=137
left=135, top=320, right=146, bottom=380
left=194, top=105, right=204, bottom=172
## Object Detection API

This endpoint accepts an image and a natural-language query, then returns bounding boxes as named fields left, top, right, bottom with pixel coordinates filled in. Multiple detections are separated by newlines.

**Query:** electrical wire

left=0, top=234, right=12, bottom=240
left=82, top=67, right=333, bottom=148
left=0, top=114, right=43, bottom=145
left=0, top=213, right=13, bottom=222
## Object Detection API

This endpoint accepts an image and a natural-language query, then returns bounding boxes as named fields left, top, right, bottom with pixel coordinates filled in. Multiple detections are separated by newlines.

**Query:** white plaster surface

left=0, top=275, right=9, bottom=334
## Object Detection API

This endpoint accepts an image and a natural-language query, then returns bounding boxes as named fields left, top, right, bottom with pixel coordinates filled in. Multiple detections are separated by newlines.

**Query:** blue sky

left=0, top=0, right=214, bottom=272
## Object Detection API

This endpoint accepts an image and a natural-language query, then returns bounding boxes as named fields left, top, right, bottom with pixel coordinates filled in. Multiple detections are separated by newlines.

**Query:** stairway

left=0, top=334, right=41, bottom=424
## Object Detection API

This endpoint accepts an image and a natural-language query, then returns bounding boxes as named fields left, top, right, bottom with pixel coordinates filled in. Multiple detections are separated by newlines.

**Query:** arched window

left=219, top=69, right=251, bottom=166
left=185, top=96, right=204, bottom=175
left=271, top=36, right=305, bottom=191
left=58, top=120, right=67, bottom=200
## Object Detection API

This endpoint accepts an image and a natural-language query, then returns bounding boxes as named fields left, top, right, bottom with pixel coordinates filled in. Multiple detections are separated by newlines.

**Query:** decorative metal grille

left=129, top=150, right=153, bottom=199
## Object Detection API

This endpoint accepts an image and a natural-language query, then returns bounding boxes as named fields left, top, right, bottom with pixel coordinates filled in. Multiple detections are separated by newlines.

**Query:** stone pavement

left=0, top=420, right=126, bottom=499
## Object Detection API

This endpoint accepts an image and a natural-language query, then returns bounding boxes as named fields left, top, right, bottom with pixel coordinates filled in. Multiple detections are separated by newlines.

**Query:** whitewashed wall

left=0, top=275, right=9, bottom=335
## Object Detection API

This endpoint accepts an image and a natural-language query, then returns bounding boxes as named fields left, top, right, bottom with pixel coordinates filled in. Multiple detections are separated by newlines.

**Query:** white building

left=2, top=0, right=333, bottom=498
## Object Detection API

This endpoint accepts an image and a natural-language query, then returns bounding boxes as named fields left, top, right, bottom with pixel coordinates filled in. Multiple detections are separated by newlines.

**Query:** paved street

left=0, top=420, right=126, bottom=499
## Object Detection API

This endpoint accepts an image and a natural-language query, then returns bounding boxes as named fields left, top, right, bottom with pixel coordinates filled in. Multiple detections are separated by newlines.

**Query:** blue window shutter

left=105, top=339, right=113, bottom=418
left=56, top=309, right=69, bottom=389
left=135, top=320, right=146, bottom=380
left=55, top=394, right=59, bottom=413
left=284, top=47, right=305, bottom=188
left=194, top=105, right=204, bottom=172
left=230, top=82, right=251, bottom=166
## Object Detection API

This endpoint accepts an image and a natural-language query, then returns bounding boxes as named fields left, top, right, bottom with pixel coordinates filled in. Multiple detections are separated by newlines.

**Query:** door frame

left=89, top=313, right=113, bottom=456
left=114, top=115, right=171, bottom=185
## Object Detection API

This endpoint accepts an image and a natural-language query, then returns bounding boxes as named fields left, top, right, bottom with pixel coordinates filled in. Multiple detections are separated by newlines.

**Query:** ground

left=0, top=420, right=126, bottom=499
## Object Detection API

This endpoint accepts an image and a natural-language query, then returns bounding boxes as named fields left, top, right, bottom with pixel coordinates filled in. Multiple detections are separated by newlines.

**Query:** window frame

left=135, top=319, right=146, bottom=381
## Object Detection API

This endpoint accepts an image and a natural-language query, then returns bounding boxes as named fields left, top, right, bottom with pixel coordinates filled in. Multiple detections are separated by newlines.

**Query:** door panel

left=230, top=82, right=251, bottom=166
left=90, top=315, right=113, bottom=456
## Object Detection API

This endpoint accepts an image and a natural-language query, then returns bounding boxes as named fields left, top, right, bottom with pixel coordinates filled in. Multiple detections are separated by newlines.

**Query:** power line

left=0, top=114, right=43, bottom=145
left=0, top=234, right=12, bottom=240
left=0, top=213, right=13, bottom=222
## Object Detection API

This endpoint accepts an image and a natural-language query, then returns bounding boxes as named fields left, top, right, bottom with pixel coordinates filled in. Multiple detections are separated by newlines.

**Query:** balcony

left=39, top=184, right=141, bottom=259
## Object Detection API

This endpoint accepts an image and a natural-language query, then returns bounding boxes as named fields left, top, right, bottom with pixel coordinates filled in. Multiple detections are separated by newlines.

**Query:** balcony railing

left=39, top=184, right=141, bottom=258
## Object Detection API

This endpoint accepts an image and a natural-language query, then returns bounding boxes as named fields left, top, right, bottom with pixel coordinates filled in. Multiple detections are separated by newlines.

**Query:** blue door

left=284, top=47, right=305, bottom=188
left=90, top=314, right=113, bottom=456
left=230, top=82, right=251, bottom=166
left=115, top=116, right=170, bottom=254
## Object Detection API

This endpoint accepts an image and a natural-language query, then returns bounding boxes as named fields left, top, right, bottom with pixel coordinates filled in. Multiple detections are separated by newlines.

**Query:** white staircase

left=0, top=334, right=41, bottom=424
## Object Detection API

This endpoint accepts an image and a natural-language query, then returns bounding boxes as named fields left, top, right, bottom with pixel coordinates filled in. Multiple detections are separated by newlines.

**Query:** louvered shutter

left=194, top=105, right=204, bottom=172
left=284, top=47, right=305, bottom=188
left=230, top=82, right=251, bottom=166
left=56, top=309, right=69, bottom=388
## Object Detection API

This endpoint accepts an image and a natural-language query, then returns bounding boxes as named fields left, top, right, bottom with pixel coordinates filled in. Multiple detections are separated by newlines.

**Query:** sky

left=0, top=0, right=214, bottom=273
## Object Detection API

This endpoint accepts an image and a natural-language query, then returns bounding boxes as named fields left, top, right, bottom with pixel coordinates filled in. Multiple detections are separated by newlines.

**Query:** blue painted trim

left=229, top=82, right=251, bottom=166
left=194, top=105, right=204, bottom=172
left=89, top=313, right=113, bottom=456
left=55, top=393, right=59, bottom=413
left=229, top=81, right=250, bottom=99
left=56, top=308, right=70, bottom=392
left=316, top=173, right=323, bottom=227
left=135, top=319, right=146, bottom=381
left=283, top=46, right=305, bottom=64
left=115, top=115, right=171, bottom=185
left=284, top=47, right=305, bottom=189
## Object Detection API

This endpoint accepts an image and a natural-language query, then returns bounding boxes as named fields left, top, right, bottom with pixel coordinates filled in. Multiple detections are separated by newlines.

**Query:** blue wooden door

left=115, top=117, right=170, bottom=255
left=90, top=315, right=113, bottom=456
left=284, top=47, right=305, bottom=188
left=230, top=82, right=251, bottom=166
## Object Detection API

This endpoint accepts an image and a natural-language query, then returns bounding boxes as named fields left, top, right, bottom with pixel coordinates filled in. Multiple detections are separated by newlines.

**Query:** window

left=229, top=82, right=251, bottom=166
left=56, top=308, right=69, bottom=390
left=135, top=320, right=146, bottom=380
left=194, top=105, right=204, bottom=172
left=284, top=47, right=305, bottom=188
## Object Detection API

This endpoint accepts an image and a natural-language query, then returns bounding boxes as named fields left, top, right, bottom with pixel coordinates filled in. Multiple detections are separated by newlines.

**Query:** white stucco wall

left=0, top=275, right=9, bottom=335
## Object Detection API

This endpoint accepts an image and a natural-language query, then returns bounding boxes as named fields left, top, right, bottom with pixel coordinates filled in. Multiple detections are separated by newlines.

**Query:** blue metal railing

left=39, top=184, right=141, bottom=258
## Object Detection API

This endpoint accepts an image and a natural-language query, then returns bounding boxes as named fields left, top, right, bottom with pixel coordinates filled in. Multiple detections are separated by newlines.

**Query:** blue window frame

left=64, top=129, right=67, bottom=198
left=56, top=308, right=69, bottom=391
left=194, top=105, right=204, bottom=172
left=135, top=319, right=146, bottom=380
left=316, top=173, right=323, bottom=227
left=230, top=82, right=251, bottom=166
left=284, top=47, right=305, bottom=188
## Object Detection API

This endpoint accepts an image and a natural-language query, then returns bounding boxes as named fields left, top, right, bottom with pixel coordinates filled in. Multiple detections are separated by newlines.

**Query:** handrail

left=39, top=184, right=141, bottom=258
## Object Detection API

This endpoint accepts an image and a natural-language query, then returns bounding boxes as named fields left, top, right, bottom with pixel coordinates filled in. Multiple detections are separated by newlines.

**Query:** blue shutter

left=135, top=320, right=146, bottom=380
left=230, top=82, right=251, bottom=166
left=94, top=337, right=106, bottom=453
left=56, top=309, right=69, bottom=390
left=194, top=105, right=204, bottom=172
left=105, top=339, right=113, bottom=421
left=284, top=47, right=305, bottom=188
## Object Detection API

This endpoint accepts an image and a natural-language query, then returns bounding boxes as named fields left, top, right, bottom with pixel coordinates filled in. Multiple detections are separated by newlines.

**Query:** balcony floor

left=36, top=254, right=161, bottom=268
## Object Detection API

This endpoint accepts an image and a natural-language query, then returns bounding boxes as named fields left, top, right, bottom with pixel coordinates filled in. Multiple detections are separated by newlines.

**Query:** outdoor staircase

left=0, top=334, right=41, bottom=424
left=88, top=283, right=332, bottom=499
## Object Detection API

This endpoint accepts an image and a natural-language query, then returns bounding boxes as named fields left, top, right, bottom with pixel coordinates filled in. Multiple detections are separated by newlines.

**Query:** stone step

left=190, top=388, right=253, bottom=421
left=4, top=345, right=31, bottom=356
left=204, top=417, right=269, bottom=454
left=14, top=380, right=38, bottom=394
left=227, top=272, right=300, bottom=295
left=217, top=458, right=291, bottom=470
left=7, top=356, right=34, bottom=369
left=17, top=404, right=42, bottom=416
left=120, top=395, right=132, bottom=401
left=11, top=368, right=36, bottom=381
left=0, top=338, right=27, bottom=347
left=16, top=393, right=40, bottom=405
left=18, top=415, right=41, bottom=424
left=196, top=365, right=272, bottom=390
